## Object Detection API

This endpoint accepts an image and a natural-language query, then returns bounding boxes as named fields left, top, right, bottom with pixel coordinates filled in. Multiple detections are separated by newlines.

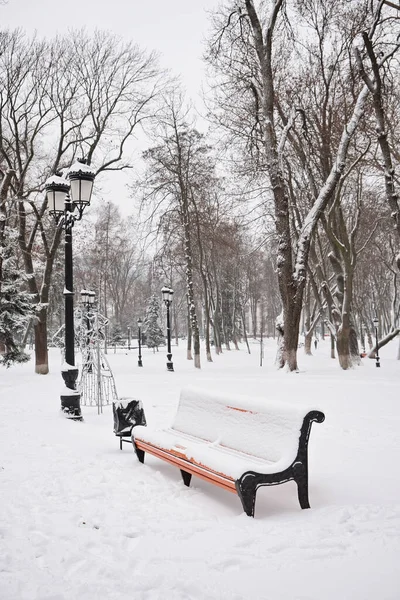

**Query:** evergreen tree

left=110, top=324, right=124, bottom=353
left=144, top=295, right=165, bottom=351
left=0, top=230, right=34, bottom=367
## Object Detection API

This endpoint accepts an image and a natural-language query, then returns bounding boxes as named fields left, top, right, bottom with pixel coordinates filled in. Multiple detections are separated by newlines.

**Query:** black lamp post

left=45, top=160, right=95, bottom=419
left=137, top=318, right=143, bottom=367
left=162, top=286, right=174, bottom=372
left=81, top=290, right=95, bottom=373
left=373, top=316, right=380, bottom=368
left=127, top=326, right=131, bottom=351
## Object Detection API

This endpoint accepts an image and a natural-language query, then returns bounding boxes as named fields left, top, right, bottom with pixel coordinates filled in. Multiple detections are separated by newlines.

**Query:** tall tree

left=141, top=96, right=214, bottom=368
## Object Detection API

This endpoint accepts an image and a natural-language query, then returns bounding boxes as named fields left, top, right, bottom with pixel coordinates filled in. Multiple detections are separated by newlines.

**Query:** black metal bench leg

left=235, top=475, right=257, bottom=517
left=120, top=436, right=123, bottom=450
left=180, top=470, right=192, bottom=487
left=133, top=445, right=145, bottom=463
left=293, top=463, right=310, bottom=509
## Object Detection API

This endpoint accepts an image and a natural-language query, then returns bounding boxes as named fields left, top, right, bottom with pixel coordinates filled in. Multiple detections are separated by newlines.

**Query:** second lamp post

left=137, top=318, right=143, bottom=367
left=162, top=286, right=174, bottom=371
left=373, top=316, right=380, bottom=368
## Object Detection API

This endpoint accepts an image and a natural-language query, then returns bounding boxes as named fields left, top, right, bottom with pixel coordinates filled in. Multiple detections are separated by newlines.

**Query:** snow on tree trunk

left=183, top=211, right=201, bottom=369
left=186, top=313, right=193, bottom=360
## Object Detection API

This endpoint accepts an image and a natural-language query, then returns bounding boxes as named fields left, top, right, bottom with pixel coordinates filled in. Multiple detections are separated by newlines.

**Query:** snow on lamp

left=45, top=173, right=70, bottom=220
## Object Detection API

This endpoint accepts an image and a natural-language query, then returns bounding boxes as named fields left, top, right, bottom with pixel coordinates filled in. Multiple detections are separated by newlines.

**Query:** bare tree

left=0, top=30, right=162, bottom=373
left=141, top=97, right=211, bottom=368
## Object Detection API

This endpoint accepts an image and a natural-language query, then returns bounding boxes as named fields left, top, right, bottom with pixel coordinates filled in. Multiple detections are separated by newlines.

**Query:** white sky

left=2, top=0, right=221, bottom=100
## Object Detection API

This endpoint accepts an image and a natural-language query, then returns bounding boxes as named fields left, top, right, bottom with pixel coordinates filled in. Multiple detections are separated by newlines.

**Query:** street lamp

left=137, top=318, right=143, bottom=367
left=162, top=286, right=174, bottom=372
left=81, top=289, right=95, bottom=307
left=45, top=159, right=96, bottom=419
left=373, top=316, right=380, bottom=368
left=81, top=290, right=95, bottom=373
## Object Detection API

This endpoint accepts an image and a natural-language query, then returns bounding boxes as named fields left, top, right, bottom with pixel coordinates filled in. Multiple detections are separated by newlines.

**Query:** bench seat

left=133, top=426, right=289, bottom=480
left=132, top=387, right=325, bottom=517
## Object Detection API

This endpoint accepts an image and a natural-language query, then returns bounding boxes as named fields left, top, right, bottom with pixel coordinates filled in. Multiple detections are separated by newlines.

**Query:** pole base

left=167, top=362, right=174, bottom=372
left=61, top=392, right=83, bottom=420
left=138, top=359, right=143, bottom=367
left=61, top=367, right=82, bottom=420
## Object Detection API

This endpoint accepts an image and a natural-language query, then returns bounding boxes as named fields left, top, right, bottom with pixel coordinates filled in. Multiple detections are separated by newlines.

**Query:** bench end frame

left=235, top=410, right=325, bottom=517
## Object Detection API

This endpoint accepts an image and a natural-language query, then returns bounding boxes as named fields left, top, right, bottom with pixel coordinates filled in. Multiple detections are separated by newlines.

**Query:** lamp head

left=161, top=286, right=174, bottom=304
left=67, top=159, right=95, bottom=219
left=45, top=173, right=69, bottom=221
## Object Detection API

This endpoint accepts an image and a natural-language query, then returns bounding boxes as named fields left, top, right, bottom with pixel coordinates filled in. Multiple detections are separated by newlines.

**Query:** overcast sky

left=2, top=0, right=221, bottom=100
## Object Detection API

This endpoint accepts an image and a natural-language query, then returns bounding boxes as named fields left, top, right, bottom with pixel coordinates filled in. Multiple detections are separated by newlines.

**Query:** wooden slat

left=135, top=439, right=237, bottom=494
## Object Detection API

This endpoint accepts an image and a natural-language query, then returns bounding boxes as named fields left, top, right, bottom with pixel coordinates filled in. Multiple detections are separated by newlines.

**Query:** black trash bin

left=113, top=398, right=147, bottom=449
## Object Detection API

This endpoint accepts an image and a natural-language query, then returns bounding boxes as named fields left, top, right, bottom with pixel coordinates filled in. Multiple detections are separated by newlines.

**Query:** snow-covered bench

left=131, top=387, right=325, bottom=517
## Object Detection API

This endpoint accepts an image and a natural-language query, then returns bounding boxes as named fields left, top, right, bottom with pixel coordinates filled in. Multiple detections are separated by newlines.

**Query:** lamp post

left=373, top=316, right=380, bottom=368
left=162, top=286, right=174, bottom=372
left=137, top=318, right=143, bottom=367
left=127, top=326, right=131, bottom=351
left=45, top=160, right=95, bottom=419
left=81, top=290, right=95, bottom=373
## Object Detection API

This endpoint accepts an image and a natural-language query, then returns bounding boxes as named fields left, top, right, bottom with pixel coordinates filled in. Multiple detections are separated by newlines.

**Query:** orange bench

left=132, top=387, right=325, bottom=517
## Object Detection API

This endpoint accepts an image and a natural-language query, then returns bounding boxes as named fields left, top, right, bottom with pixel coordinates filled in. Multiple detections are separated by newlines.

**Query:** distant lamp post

left=162, top=286, right=174, bottom=372
left=81, top=289, right=95, bottom=307
left=81, top=290, right=95, bottom=372
left=45, top=159, right=96, bottom=419
left=373, top=316, right=380, bottom=368
left=127, top=326, right=131, bottom=351
left=137, top=318, right=143, bottom=367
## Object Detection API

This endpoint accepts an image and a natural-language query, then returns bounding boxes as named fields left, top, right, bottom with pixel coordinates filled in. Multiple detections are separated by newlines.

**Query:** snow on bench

left=132, top=387, right=325, bottom=517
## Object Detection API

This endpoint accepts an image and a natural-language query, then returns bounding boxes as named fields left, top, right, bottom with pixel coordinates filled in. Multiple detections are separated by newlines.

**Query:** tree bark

left=34, top=308, right=49, bottom=374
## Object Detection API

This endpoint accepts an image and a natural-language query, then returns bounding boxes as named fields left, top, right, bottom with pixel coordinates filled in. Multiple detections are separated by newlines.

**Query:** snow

left=61, top=362, right=76, bottom=370
left=45, top=173, right=69, bottom=188
left=67, top=161, right=96, bottom=177
left=1, top=339, right=400, bottom=599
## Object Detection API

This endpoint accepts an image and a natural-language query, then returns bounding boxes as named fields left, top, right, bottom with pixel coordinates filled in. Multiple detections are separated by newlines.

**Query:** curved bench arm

left=236, top=410, right=325, bottom=517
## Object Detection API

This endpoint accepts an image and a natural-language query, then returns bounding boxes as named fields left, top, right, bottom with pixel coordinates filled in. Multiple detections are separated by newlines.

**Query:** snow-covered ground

left=1, top=338, right=399, bottom=600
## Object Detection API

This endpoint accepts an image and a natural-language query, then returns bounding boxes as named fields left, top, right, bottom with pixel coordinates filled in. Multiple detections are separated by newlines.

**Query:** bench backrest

left=171, top=387, right=313, bottom=464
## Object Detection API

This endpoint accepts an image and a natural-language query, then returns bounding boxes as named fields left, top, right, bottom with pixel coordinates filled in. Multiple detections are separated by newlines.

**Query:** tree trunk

left=368, top=327, right=400, bottom=357
left=212, top=267, right=223, bottom=354
left=241, top=309, right=251, bottom=354
left=330, top=334, right=336, bottom=359
left=349, top=327, right=361, bottom=366
left=337, top=323, right=351, bottom=370
left=281, top=303, right=303, bottom=370
left=186, top=313, right=193, bottom=360
left=304, top=331, right=313, bottom=356
left=34, top=308, right=49, bottom=374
